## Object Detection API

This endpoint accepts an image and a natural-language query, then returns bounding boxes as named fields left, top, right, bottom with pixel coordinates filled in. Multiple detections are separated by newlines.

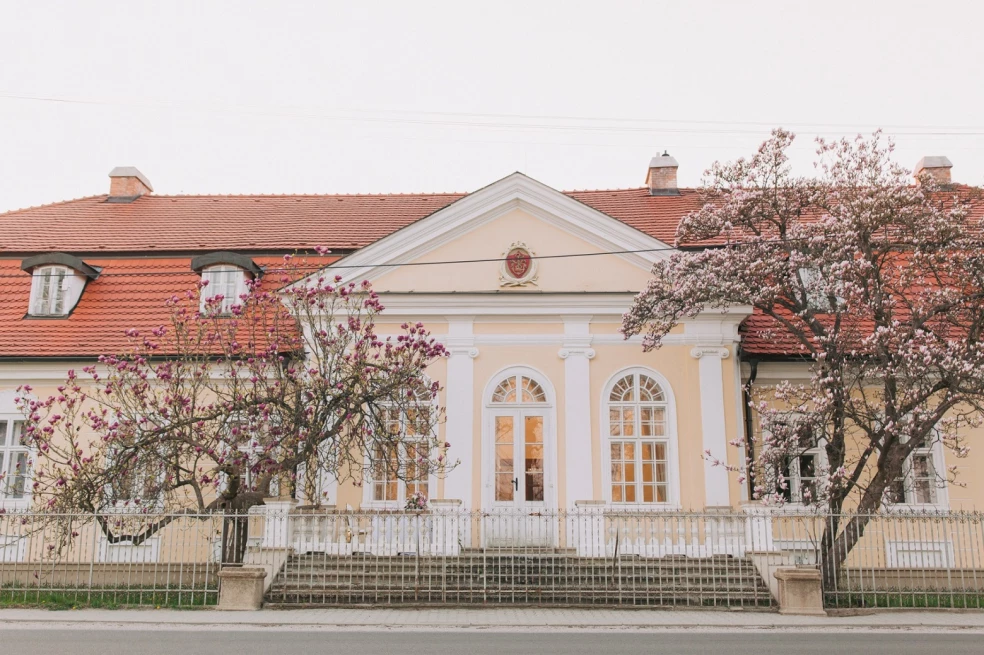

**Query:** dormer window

left=190, top=252, right=263, bottom=316
left=21, top=253, right=101, bottom=318
left=30, top=266, right=69, bottom=316
left=201, top=266, right=246, bottom=314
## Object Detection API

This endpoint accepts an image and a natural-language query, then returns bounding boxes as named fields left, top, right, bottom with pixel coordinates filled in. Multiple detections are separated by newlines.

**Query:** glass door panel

left=494, top=415, right=515, bottom=502
left=524, top=415, right=544, bottom=502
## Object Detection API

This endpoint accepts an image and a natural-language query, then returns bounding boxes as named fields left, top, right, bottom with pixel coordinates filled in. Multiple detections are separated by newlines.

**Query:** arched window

left=491, top=375, right=547, bottom=404
left=607, top=371, right=670, bottom=504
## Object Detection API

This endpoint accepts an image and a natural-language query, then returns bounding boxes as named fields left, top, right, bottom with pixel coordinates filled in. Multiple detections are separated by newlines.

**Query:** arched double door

left=482, top=368, right=557, bottom=547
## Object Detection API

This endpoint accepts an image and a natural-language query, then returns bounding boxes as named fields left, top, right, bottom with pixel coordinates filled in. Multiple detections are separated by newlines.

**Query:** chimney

left=108, top=166, right=153, bottom=200
left=646, top=152, right=680, bottom=196
left=913, top=156, right=953, bottom=185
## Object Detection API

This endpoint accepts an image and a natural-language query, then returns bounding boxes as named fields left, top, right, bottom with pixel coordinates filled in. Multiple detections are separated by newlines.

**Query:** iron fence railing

left=1, top=506, right=982, bottom=608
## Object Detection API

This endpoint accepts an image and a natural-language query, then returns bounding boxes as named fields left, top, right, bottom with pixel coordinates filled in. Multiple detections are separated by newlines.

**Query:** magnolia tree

left=15, top=253, right=448, bottom=559
left=622, top=130, right=984, bottom=584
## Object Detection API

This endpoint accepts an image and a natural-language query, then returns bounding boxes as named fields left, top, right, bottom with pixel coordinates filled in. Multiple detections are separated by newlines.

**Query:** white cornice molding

left=303, top=173, right=675, bottom=287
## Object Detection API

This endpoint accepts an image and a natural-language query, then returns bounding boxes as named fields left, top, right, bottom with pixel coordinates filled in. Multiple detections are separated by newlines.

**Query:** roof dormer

left=21, top=253, right=101, bottom=318
left=190, top=252, right=262, bottom=315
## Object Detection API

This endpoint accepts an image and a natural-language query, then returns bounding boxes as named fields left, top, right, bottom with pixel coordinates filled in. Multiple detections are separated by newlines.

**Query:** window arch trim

left=482, top=365, right=556, bottom=407
left=21, top=253, right=101, bottom=280
left=190, top=252, right=263, bottom=278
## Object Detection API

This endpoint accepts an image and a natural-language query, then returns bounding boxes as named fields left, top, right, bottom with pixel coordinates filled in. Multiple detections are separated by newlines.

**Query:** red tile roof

left=0, top=256, right=336, bottom=358
left=2, top=181, right=979, bottom=359
left=0, top=194, right=467, bottom=254
left=0, top=187, right=701, bottom=254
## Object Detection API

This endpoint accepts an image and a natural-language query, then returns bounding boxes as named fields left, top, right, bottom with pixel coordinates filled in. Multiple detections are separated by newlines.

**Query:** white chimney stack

left=108, top=166, right=153, bottom=200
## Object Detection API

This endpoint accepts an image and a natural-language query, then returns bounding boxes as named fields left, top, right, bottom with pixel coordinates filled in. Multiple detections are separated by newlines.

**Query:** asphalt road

left=4, top=629, right=982, bottom=655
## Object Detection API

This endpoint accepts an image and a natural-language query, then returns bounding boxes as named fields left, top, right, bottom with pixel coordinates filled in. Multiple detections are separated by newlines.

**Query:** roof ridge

left=0, top=194, right=107, bottom=217
left=563, top=186, right=698, bottom=194
left=149, top=191, right=469, bottom=199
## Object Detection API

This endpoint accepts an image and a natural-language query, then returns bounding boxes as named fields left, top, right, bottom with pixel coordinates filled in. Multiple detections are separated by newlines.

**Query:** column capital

left=558, top=347, right=595, bottom=360
left=690, top=346, right=730, bottom=360
left=448, top=346, right=479, bottom=359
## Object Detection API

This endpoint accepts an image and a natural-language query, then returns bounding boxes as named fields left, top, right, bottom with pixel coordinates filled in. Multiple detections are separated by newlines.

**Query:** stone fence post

left=573, top=500, right=606, bottom=557
left=429, top=499, right=462, bottom=556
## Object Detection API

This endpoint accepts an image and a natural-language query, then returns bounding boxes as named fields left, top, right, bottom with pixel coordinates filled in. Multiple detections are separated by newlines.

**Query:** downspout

left=743, top=359, right=759, bottom=501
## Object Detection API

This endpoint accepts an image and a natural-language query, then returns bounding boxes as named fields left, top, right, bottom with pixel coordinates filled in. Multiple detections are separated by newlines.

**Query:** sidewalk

left=1, top=607, right=984, bottom=632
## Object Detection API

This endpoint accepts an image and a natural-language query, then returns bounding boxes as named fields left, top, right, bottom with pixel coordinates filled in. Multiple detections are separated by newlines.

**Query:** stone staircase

left=264, top=550, right=775, bottom=608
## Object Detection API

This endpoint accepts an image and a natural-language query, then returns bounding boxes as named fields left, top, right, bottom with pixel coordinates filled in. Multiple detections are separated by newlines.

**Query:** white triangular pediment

left=315, top=173, right=673, bottom=292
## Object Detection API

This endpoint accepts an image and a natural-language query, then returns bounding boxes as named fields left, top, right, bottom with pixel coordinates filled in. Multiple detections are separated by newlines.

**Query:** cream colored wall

left=371, top=208, right=653, bottom=293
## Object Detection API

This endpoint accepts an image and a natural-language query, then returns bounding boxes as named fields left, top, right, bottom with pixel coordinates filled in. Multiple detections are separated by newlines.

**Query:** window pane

left=609, top=376, right=634, bottom=402
left=914, top=480, right=936, bottom=504
left=52, top=269, right=66, bottom=314
left=495, top=416, right=514, bottom=444
left=624, top=485, right=636, bottom=502
left=495, top=416, right=515, bottom=502
left=638, top=375, right=665, bottom=402
left=525, top=429, right=544, bottom=502
left=655, top=485, right=668, bottom=503
left=886, top=478, right=906, bottom=504
left=0, top=421, right=6, bottom=447
left=496, top=473, right=514, bottom=502
left=653, top=442, right=666, bottom=461
left=5, top=452, right=28, bottom=499
left=622, top=408, right=635, bottom=436
left=11, top=422, right=23, bottom=446
left=609, top=410, right=621, bottom=436
left=642, top=485, right=654, bottom=503
left=799, top=454, right=816, bottom=479
left=640, top=407, right=652, bottom=436
left=610, top=442, right=622, bottom=461
left=611, top=485, right=623, bottom=502
left=912, top=454, right=934, bottom=479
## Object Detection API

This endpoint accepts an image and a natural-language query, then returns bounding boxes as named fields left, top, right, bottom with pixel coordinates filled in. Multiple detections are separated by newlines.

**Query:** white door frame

left=480, top=366, right=559, bottom=513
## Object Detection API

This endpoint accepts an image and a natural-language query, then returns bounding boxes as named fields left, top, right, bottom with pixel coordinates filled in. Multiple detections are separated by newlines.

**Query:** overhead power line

left=0, top=235, right=972, bottom=279
left=4, top=92, right=984, bottom=138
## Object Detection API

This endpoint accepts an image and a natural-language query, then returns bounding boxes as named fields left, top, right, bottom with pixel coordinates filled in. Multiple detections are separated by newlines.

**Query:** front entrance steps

left=264, top=550, right=775, bottom=608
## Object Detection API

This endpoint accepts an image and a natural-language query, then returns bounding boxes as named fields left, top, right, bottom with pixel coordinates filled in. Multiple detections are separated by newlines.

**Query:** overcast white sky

left=1, top=1, right=982, bottom=213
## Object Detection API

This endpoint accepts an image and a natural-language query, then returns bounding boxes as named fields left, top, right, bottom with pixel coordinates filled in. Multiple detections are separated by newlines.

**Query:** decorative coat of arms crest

left=499, top=242, right=538, bottom=287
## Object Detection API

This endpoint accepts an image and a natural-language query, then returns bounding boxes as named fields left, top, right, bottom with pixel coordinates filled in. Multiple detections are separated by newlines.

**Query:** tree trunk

left=819, top=512, right=874, bottom=592
left=220, top=512, right=250, bottom=564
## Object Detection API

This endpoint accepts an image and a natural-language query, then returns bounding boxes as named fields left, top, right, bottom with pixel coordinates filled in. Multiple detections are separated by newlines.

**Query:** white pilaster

left=691, top=346, right=732, bottom=507
left=443, top=317, right=478, bottom=510
left=559, top=316, right=595, bottom=509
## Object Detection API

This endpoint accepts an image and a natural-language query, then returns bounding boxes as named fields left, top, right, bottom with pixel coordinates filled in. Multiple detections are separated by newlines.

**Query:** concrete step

left=264, top=554, right=773, bottom=607
left=264, top=592, right=775, bottom=607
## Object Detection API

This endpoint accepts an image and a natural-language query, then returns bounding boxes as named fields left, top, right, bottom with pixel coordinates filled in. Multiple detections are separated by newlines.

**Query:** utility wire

left=4, top=92, right=984, bottom=138
left=0, top=236, right=976, bottom=279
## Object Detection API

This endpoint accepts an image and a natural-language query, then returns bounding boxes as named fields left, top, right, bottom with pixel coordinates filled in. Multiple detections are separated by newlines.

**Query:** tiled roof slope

left=565, top=187, right=704, bottom=245
left=0, top=188, right=703, bottom=253
left=0, top=194, right=468, bottom=253
left=0, top=256, right=337, bottom=358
